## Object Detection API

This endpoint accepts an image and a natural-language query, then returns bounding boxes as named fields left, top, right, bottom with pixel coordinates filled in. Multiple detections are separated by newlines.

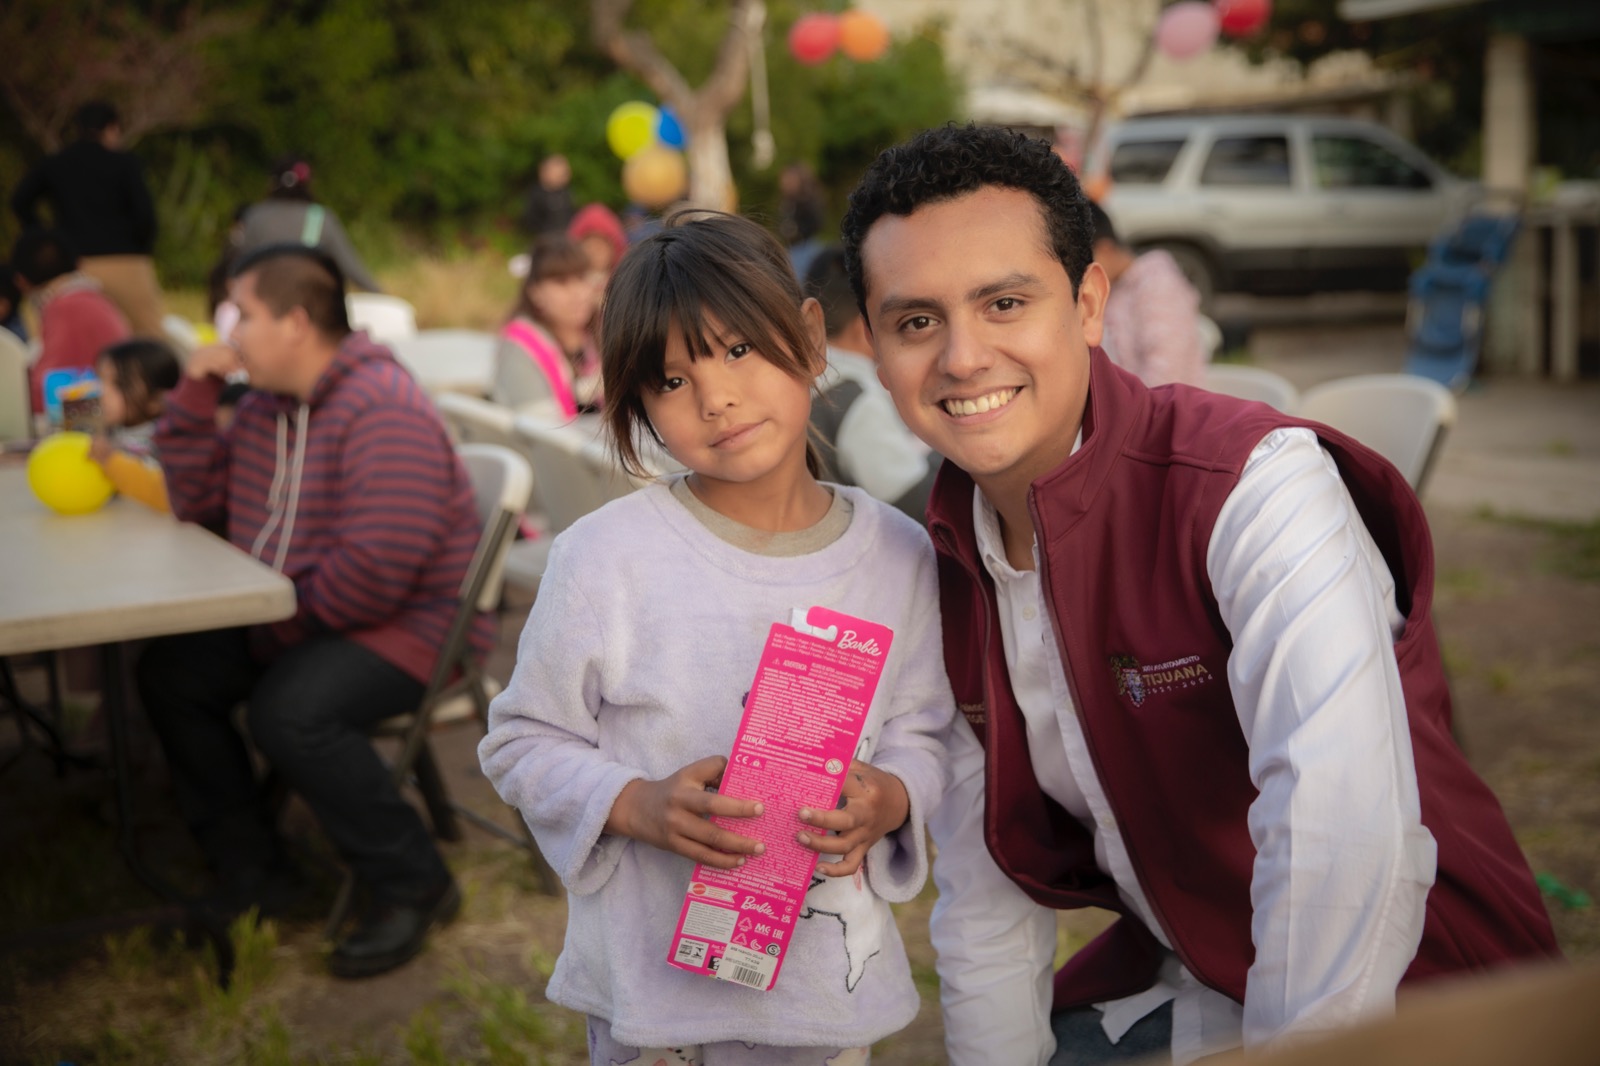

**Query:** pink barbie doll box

left=667, top=605, right=893, bottom=991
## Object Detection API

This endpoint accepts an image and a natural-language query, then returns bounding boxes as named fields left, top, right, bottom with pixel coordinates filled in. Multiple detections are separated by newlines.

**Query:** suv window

left=1109, top=139, right=1185, bottom=184
left=1312, top=135, right=1433, bottom=190
left=1199, top=136, right=1291, bottom=187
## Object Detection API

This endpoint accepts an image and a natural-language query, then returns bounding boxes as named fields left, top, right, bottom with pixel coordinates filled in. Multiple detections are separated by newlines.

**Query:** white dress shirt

left=929, top=427, right=1438, bottom=1065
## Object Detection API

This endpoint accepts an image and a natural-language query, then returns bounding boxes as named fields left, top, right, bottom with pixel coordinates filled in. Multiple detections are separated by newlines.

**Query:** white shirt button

left=1022, top=605, right=1037, bottom=621
left=1097, top=812, right=1117, bottom=831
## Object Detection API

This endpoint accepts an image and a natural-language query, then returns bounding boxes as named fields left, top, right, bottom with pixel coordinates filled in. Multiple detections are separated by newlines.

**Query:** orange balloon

left=623, top=146, right=689, bottom=209
left=838, top=9, right=890, bottom=62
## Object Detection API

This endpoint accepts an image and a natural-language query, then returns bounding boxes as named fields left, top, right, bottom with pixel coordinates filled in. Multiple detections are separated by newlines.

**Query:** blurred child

left=492, top=234, right=602, bottom=419
left=478, top=212, right=955, bottom=1064
left=0, top=264, right=26, bottom=343
left=88, top=337, right=181, bottom=511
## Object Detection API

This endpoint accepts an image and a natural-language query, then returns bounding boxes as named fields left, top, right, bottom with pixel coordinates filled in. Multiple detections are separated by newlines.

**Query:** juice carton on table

left=667, top=605, right=893, bottom=991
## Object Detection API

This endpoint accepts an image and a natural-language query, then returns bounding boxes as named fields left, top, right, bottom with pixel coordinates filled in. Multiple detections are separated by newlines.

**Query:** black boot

left=328, top=879, right=461, bottom=979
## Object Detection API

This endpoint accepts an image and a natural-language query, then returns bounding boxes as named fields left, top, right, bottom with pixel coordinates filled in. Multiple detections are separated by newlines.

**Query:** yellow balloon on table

left=27, top=432, right=115, bottom=516
left=623, top=145, right=689, bottom=209
left=606, top=101, right=660, bottom=160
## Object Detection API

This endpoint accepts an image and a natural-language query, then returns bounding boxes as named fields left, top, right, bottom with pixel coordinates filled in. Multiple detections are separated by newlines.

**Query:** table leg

left=99, top=641, right=237, bottom=987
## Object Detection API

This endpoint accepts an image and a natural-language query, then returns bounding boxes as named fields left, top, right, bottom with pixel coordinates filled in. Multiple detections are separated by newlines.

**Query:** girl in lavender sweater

left=479, top=212, right=956, bottom=1064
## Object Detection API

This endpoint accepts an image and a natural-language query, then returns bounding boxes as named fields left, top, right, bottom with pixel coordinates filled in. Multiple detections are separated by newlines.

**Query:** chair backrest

left=456, top=443, right=535, bottom=614
left=512, top=415, right=641, bottom=535
left=1201, top=363, right=1300, bottom=413
left=0, top=328, right=32, bottom=444
left=390, top=329, right=496, bottom=398
left=346, top=293, right=418, bottom=344
left=1297, top=373, right=1458, bottom=493
left=435, top=392, right=519, bottom=449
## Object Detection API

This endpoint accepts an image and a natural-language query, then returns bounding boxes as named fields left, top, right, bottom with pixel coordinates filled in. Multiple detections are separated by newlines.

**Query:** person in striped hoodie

left=136, top=244, right=490, bottom=979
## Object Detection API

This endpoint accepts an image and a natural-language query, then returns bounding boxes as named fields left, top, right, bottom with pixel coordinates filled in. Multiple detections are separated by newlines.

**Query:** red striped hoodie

left=156, top=332, right=492, bottom=682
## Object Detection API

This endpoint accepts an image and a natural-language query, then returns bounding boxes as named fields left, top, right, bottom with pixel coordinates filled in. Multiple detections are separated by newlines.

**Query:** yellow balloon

left=27, top=432, right=115, bottom=516
left=607, top=101, right=660, bottom=160
left=623, top=146, right=689, bottom=209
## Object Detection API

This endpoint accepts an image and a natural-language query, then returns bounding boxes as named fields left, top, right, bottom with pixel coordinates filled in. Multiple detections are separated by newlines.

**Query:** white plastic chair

left=0, top=329, right=31, bottom=444
left=327, top=442, right=556, bottom=930
left=1297, top=374, right=1458, bottom=494
left=345, top=293, right=418, bottom=344
left=434, top=391, right=518, bottom=449
left=1202, top=363, right=1300, bottom=413
left=500, top=415, right=650, bottom=591
left=390, top=329, right=497, bottom=398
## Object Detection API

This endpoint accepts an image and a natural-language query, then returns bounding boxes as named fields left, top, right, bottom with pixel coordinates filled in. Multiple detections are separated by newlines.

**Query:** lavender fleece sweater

left=479, top=481, right=956, bottom=1049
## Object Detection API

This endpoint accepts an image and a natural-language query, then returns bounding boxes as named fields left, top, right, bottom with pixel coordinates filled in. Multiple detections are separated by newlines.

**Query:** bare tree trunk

left=592, top=0, right=762, bottom=210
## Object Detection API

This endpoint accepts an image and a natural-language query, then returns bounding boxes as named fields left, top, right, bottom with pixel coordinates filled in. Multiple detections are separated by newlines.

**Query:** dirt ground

left=2, top=322, right=1597, bottom=1064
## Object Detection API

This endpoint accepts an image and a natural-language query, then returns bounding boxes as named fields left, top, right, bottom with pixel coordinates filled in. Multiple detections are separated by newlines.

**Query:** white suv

left=1091, top=114, right=1476, bottom=307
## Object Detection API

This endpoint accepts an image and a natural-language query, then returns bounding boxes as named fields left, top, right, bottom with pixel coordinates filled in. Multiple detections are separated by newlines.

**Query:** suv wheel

left=1146, top=243, right=1217, bottom=313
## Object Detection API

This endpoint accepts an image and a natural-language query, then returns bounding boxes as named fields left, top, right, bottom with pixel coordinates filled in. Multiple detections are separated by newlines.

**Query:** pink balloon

left=1155, top=1, right=1220, bottom=61
left=1216, top=0, right=1271, bottom=37
left=789, top=13, right=840, bottom=66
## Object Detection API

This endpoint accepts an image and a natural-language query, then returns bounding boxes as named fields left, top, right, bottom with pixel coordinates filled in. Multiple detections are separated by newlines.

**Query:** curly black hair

left=839, top=123, right=1094, bottom=318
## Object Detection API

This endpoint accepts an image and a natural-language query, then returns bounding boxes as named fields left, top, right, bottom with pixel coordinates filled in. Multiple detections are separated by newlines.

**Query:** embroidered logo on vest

left=958, top=701, right=986, bottom=728
left=1109, top=654, right=1214, bottom=706
left=1109, top=655, right=1146, bottom=706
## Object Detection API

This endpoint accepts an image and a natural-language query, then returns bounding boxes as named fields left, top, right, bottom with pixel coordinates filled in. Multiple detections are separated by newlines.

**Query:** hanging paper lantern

left=657, top=106, right=686, bottom=149
left=788, top=13, right=840, bottom=65
left=1215, top=0, right=1272, bottom=37
left=606, top=101, right=660, bottom=161
left=1154, top=2, right=1220, bottom=61
left=623, top=146, right=689, bottom=209
left=838, top=10, right=890, bottom=62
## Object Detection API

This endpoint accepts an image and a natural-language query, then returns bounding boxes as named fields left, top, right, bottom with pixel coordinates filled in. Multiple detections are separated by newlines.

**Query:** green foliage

left=734, top=15, right=962, bottom=233
left=403, top=1007, right=452, bottom=1065
left=2, top=1, right=959, bottom=285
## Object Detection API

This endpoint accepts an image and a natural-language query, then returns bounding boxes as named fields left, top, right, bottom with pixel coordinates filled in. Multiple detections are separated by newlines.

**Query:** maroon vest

left=926, top=351, right=1559, bottom=1010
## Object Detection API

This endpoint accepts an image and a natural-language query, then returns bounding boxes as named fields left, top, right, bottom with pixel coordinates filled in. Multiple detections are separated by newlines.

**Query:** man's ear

left=286, top=304, right=317, bottom=346
left=799, top=297, right=828, bottom=376
left=1077, top=261, right=1109, bottom=349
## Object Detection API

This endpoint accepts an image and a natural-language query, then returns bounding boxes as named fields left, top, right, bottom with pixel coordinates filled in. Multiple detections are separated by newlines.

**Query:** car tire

left=1147, top=243, right=1218, bottom=313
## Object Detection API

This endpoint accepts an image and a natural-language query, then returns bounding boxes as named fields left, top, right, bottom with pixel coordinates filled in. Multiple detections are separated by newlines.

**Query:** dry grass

left=378, top=252, right=519, bottom=333
left=161, top=249, right=520, bottom=335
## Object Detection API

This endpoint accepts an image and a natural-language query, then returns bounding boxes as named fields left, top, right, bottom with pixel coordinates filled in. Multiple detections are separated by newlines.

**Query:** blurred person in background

left=10, top=228, right=130, bottom=414
left=1089, top=201, right=1209, bottom=388
left=567, top=203, right=627, bottom=291
left=521, top=153, right=575, bottom=239
left=237, top=156, right=383, bottom=293
left=803, top=245, right=939, bottom=521
left=493, top=235, right=602, bottom=420
left=0, top=264, right=26, bottom=343
left=778, top=160, right=826, bottom=280
left=11, top=100, right=166, bottom=337
left=139, top=243, right=487, bottom=979
left=88, top=336, right=183, bottom=512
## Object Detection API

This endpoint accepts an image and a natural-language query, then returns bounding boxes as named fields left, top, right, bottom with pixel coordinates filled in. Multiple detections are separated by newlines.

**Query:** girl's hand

left=88, top=433, right=115, bottom=464
left=796, top=760, right=910, bottom=877
left=605, top=755, right=766, bottom=869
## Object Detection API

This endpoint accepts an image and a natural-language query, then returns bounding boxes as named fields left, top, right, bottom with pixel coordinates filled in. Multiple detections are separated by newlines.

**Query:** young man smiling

left=839, top=125, right=1557, bottom=1065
